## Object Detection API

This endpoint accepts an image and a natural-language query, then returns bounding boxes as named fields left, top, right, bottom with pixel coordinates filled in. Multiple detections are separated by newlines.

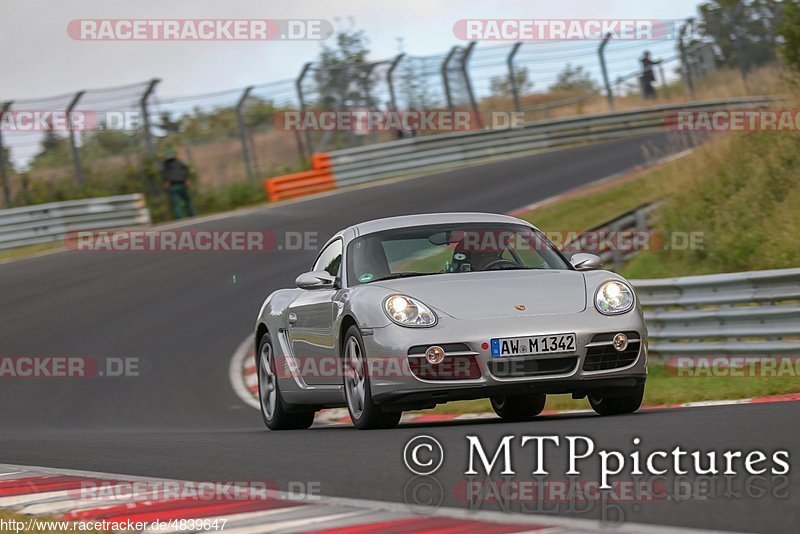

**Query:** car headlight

left=595, top=280, right=635, bottom=315
left=383, top=295, right=437, bottom=327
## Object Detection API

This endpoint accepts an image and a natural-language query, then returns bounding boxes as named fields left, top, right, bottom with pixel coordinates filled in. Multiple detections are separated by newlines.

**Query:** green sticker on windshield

left=359, top=273, right=374, bottom=282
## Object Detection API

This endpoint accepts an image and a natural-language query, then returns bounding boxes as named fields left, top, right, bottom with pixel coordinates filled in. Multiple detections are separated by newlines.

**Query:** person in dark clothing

left=641, top=51, right=662, bottom=100
left=161, top=148, right=195, bottom=219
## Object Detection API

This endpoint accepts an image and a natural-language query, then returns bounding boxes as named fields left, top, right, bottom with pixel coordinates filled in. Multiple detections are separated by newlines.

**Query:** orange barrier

left=264, top=153, right=336, bottom=202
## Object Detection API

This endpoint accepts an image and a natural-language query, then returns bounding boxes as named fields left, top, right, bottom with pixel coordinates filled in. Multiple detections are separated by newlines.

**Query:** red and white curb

left=0, top=463, right=738, bottom=533
left=229, top=337, right=800, bottom=427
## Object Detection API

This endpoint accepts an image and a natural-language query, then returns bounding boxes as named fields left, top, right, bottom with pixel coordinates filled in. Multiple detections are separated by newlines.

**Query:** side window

left=313, top=240, right=343, bottom=278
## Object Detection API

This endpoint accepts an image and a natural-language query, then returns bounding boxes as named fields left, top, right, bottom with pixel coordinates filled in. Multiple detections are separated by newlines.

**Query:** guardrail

left=0, top=193, right=151, bottom=250
left=564, top=203, right=658, bottom=272
left=328, top=96, right=774, bottom=187
left=632, top=268, right=800, bottom=357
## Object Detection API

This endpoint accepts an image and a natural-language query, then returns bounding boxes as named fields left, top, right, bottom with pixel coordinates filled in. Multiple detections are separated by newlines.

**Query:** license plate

left=490, top=333, right=576, bottom=358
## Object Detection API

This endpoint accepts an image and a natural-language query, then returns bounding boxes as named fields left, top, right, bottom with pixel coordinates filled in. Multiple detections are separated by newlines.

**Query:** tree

left=549, top=64, right=596, bottom=93
left=30, top=118, right=72, bottom=170
left=82, top=127, right=137, bottom=159
left=243, top=98, right=277, bottom=130
left=489, top=66, right=533, bottom=98
left=779, top=0, right=800, bottom=70
left=312, top=21, right=373, bottom=110
left=697, top=0, right=782, bottom=69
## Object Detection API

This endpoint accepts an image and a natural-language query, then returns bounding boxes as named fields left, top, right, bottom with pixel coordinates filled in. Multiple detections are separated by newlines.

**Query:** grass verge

left=0, top=242, right=64, bottom=263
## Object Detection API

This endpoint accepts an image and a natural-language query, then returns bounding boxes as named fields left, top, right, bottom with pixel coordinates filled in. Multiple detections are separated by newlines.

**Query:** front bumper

left=362, top=309, right=647, bottom=408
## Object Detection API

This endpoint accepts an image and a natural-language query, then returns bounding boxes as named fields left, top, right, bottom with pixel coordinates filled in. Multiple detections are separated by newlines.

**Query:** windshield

left=347, top=223, right=570, bottom=285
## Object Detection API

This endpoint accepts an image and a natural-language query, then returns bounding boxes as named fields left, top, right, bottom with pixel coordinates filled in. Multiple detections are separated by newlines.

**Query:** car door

left=287, top=239, right=343, bottom=386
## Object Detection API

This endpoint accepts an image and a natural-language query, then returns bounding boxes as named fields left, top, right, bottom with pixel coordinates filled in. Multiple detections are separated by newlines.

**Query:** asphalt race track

left=1, top=132, right=797, bottom=533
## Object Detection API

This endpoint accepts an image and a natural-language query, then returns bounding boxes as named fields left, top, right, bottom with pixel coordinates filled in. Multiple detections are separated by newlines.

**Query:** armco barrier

left=0, top=193, right=151, bottom=250
left=264, top=152, right=336, bottom=202
left=564, top=203, right=658, bottom=272
left=327, top=96, right=775, bottom=187
left=632, top=268, right=800, bottom=357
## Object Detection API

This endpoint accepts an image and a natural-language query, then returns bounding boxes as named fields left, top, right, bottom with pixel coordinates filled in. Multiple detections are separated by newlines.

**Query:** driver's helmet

left=450, top=229, right=507, bottom=272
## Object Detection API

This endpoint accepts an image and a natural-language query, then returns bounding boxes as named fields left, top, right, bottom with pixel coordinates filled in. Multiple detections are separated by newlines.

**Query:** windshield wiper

left=368, top=272, right=434, bottom=283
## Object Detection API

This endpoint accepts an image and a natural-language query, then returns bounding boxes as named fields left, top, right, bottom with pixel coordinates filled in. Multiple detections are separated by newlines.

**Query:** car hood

left=371, top=270, right=587, bottom=320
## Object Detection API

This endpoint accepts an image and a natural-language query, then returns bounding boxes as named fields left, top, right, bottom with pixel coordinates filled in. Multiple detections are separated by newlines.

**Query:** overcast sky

left=2, top=0, right=705, bottom=101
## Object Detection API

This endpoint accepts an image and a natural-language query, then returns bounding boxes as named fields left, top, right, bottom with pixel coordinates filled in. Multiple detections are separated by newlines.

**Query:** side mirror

left=296, top=270, right=335, bottom=290
left=570, top=253, right=603, bottom=271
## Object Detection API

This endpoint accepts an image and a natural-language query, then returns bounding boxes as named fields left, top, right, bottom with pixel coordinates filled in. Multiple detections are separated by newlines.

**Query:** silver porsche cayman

left=254, top=212, right=647, bottom=430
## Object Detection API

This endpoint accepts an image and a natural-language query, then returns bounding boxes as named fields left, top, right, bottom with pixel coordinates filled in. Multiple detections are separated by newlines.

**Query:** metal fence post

left=361, top=62, right=380, bottom=144
left=460, top=41, right=483, bottom=128
left=361, top=62, right=378, bottom=108
left=66, top=91, right=86, bottom=186
left=296, top=62, right=313, bottom=157
left=236, top=86, right=255, bottom=183
left=386, top=54, right=405, bottom=111
left=678, top=23, right=696, bottom=99
left=598, top=33, right=614, bottom=110
left=507, top=43, right=523, bottom=113
left=441, top=46, right=459, bottom=111
left=0, top=101, right=12, bottom=207
left=140, top=78, right=160, bottom=159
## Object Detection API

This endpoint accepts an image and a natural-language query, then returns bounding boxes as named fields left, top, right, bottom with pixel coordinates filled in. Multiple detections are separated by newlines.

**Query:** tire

left=257, top=333, right=315, bottom=430
left=490, top=393, right=547, bottom=421
left=343, top=325, right=402, bottom=430
left=588, top=384, right=645, bottom=416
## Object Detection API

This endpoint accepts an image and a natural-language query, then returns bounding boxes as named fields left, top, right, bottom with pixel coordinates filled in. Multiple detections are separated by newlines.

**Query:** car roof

left=347, top=212, right=532, bottom=237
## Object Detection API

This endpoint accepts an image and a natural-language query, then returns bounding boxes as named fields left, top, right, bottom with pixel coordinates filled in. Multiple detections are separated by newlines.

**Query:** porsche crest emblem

left=514, top=304, right=526, bottom=311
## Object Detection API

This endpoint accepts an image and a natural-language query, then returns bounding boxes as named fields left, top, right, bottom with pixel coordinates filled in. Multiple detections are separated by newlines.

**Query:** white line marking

left=0, top=462, right=750, bottom=534
left=0, top=490, right=73, bottom=508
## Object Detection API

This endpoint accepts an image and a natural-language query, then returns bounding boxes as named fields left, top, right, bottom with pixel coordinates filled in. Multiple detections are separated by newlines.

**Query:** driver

left=450, top=230, right=506, bottom=272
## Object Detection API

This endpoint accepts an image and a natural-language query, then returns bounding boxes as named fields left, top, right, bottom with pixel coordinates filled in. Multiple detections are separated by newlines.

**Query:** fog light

left=612, top=333, right=628, bottom=352
left=425, top=345, right=446, bottom=364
